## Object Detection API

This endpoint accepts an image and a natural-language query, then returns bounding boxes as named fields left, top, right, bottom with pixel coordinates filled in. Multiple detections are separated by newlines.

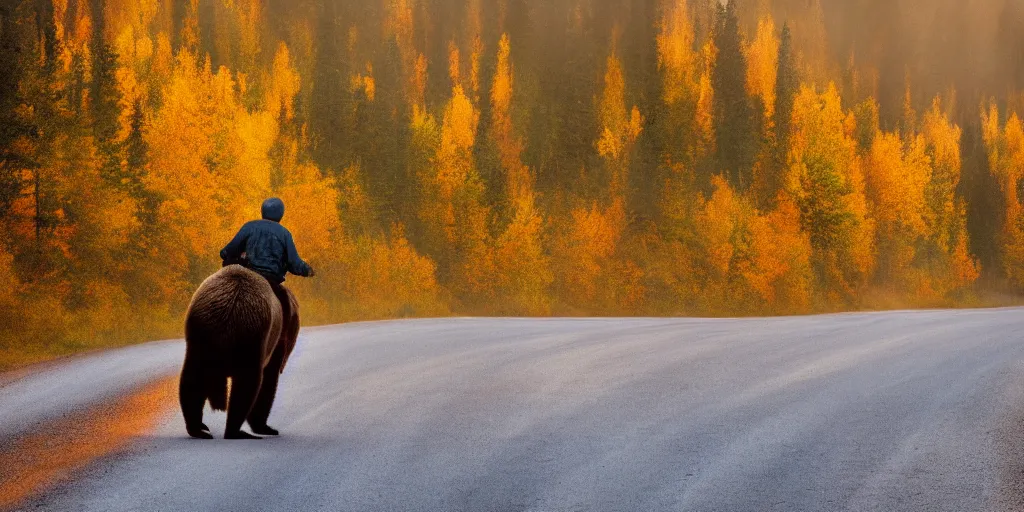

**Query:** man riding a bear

left=178, top=197, right=314, bottom=440
left=220, top=197, right=316, bottom=317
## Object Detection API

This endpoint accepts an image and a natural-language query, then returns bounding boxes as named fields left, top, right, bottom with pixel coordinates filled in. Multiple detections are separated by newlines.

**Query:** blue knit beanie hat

left=261, top=197, right=285, bottom=222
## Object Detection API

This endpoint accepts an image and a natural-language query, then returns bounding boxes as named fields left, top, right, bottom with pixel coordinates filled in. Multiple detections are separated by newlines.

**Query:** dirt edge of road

left=0, top=375, right=178, bottom=511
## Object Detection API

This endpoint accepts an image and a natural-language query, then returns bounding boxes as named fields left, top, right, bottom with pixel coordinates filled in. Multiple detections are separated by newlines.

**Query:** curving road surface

left=5, top=309, right=1024, bottom=511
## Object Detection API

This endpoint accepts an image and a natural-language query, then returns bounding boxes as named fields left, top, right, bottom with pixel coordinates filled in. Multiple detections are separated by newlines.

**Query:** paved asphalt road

left=6, top=309, right=1024, bottom=511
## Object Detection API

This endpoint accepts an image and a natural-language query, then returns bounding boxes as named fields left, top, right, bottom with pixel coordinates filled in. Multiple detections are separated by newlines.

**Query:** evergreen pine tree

left=773, top=23, right=797, bottom=161
left=712, top=0, right=756, bottom=191
left=0, top=1, right=35, bottom=218
left=88, top=0, right=125, bottom=187
left=766, top=22, right=798, bottom=200
left=125, top=99, right=149, bottom=194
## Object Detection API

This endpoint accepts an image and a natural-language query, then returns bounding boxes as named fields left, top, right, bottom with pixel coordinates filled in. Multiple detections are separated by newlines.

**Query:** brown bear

left=179, top=264, right=300, bottom=439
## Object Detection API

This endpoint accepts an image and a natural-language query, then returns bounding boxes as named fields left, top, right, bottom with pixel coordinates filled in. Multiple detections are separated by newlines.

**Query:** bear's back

left=185, top=265, right=281, bottom=357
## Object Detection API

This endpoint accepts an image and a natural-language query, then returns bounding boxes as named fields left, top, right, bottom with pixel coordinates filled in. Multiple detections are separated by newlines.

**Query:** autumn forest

left=1, top=0, right=1024, bottom=366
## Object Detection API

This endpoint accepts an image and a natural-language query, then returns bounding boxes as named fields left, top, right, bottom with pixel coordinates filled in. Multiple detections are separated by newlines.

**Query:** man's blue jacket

left=220, top=219, right=312, bottom=284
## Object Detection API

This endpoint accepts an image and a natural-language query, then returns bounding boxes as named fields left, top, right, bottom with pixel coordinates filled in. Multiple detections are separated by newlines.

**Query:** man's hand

left=223, top=253, right=249, bottom=268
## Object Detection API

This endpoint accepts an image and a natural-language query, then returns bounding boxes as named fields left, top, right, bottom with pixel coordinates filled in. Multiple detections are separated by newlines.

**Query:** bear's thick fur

left=179, top=264, right=300, bottom=439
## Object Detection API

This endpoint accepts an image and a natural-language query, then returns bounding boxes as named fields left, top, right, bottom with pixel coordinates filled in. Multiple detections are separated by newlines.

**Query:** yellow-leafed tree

left=416, top=69, right=495, bottom=309
left=786, top=84, right=875, bottom=305
left=982, top=101, right=1024, bottom=290
left=920, top=99, right=979, bottom=297
left=145, top=51, right=274, bottom=285
left=864, top=131, right=930, bottom=293
left=489, top=34, right=552, bottom=315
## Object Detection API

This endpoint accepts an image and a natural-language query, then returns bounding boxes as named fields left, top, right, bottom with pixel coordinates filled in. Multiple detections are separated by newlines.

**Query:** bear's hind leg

left=248, top=343, right=285, bottom=436
left=225, top=365, right=263, bottom=440
left=179, top=353, right=214, bottom=440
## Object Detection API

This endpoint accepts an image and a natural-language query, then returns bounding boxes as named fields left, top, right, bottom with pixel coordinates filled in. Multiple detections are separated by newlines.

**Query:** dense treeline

left=1, top=0, right=1023, bottom=367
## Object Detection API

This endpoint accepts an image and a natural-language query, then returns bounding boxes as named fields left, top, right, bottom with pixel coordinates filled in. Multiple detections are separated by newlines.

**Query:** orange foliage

left=656, top=0, right=698, bottom=106
left=552, top=199, right=627, bottom=312
left=278, top=163, right=341, bottom=263
left=320, top=231, right=445, bottom=321
left=866, top=132, right=930, bottom=239
left=861, top=98, right=979, bottom=301
left=336, top=164, right=377, bottom=236
left=758, top=196, right=814, bottom=312
left=2, top=0, right=1012, bottom=371
left=787, top=84, right=875, bottom=303
left=695, top=40, right=717, bottom=160
left=864, top=131, right=930, bottom=292
left=745, top=15, right=778, bottom=123
left=490, top=35, right=519, bottom=172
left=489, top=34, right=552, bottom=315
left=414, top=82, right=496, bottom=308
left=146, top=51, right=272, bottom=266
left=982, top=102, right=1024, bottom=289
left=691, top=177, right=811, bottom=314
left=180, top=0, right=200, bottom=51
left=386, top=0, right=423, bottom=108
left=0, top=248, right=16, bottom=312
left=350, top=63, right=376, bottom=102
left=921, top=100, right=979, bottom=295
left=596, top=53, right=643, bottom=196
left=266, top=43, right=301, bottom=121
left=151, top=32, right=173, bottom=82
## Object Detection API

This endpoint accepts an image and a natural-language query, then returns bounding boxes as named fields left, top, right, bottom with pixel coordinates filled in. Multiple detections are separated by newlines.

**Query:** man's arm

left=220, top=223, right=251, bottom=262
left=285, top=232, right=314, bottom=277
